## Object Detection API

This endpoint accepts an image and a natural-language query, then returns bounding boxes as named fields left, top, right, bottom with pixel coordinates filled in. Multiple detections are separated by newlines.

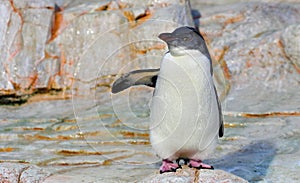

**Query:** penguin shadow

left=208, top=140, right=276, bottom=182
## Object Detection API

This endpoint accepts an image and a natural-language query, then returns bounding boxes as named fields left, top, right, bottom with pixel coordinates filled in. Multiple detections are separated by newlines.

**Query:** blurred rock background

left=0, top=0, right=193, bottom=104
left=0, top=0, right=299, bottom=182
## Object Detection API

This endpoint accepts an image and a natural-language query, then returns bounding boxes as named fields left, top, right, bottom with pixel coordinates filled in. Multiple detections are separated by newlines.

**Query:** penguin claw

left=188, top=164, right=214, bottom=170
left=188, top=159, right=214, bottom=170
left=159, top=159, right=181, bottom=174
left=159, top=167, right=179, bottom=174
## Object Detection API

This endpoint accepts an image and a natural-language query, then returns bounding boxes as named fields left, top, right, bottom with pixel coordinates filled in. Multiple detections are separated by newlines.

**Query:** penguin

left=112, top=26, right=223, bottom=173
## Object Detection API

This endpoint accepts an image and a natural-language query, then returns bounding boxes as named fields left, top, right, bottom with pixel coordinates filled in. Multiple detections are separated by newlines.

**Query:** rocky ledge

left=141, top=166, right=248, bottom=183
left=0, top=163, right=50, bottom=183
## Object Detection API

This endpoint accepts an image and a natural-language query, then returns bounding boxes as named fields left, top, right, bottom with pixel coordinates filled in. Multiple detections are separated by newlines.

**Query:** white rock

left=140, top=166, right=248, bottom=183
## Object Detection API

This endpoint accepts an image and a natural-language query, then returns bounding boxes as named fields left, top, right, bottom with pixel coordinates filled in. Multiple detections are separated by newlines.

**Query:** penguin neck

left=168, top=49, right=205, bottom=58
left=164, top=50, right=212, bottom=76
left=168, top=47, right=187, bottom=56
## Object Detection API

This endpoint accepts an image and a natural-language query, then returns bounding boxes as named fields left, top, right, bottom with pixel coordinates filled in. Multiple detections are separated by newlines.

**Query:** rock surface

left=1, top=0, right=299, bottom=114
left=42, top=165, right=248, bottom=183
left=0, top=163, right=50, bottom=183
left=196, top=2, right=300, bottom=112
left=0, top=0, right=195, bottom=103
left=0, top=0, right=300, bottom=183
left=141, top=166, right=248, bottom=183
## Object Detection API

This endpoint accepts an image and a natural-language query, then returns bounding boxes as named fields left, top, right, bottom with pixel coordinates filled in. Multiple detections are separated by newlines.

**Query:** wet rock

left=141, top=166, right=248, bottom=183
left=0, top=163, right=50, bottom=183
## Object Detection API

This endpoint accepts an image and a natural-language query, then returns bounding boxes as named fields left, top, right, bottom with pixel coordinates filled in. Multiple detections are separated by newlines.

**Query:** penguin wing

left=213, top=85, right=224, bottom=137
left=111, top=68, right=160, bottom=93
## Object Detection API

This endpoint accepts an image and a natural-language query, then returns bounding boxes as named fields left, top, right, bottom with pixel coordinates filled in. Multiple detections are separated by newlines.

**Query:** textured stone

left=141, top=166, right=248, bottom=183
left=196, top=2, right=300, bottom=112
left=60, top=1, right=194, bottom=97
left=0, top=0, right=196, bottom=102
left=0, top=0, right=55, bottom=96
left=200, top=2, right=300, bottom=85
left=14, top=0, right=54, bottom=8
left=0, top=163, right=50, bottom=183
left=0, top=1, right=300, bottom=183
left=1, top=0, right=300, bottom=111
left=281, top=24, right=300, bottom=73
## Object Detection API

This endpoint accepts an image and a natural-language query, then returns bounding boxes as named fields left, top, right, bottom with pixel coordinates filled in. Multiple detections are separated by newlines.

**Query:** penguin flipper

left=213, top=85, right=224, bottom=137
left=111, top=68, right=160, bottom=93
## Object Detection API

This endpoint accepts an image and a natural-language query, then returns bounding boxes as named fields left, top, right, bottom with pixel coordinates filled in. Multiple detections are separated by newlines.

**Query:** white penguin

left=112, top=26, right=223, bottom=173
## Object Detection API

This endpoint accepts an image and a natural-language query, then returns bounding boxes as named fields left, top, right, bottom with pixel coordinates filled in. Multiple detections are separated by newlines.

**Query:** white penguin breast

left=150, top=51, right=219, bottom=158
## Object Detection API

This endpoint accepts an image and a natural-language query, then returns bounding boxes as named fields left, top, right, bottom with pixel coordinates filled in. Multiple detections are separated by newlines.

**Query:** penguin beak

left=158, top=33, right=176, bottom=42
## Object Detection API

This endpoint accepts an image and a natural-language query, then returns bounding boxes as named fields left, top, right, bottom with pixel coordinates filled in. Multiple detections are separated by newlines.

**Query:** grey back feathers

left=186, top=27, right=212, bottom=63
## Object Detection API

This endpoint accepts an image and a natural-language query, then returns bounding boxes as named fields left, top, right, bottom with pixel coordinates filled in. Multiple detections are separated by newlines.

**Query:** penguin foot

left=188, top=159, right=214, bottom=170
left=159, top=159, right=181, bottom=174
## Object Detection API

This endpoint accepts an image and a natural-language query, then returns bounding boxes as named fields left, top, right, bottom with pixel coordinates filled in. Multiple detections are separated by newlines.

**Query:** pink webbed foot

left=159, top=159, right=181, bottom=174
left=188, top=159, right=214, bottom=170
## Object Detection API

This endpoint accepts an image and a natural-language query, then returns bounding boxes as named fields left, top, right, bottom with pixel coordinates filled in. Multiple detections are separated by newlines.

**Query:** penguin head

left=159, top=26, right=208, bottom=57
